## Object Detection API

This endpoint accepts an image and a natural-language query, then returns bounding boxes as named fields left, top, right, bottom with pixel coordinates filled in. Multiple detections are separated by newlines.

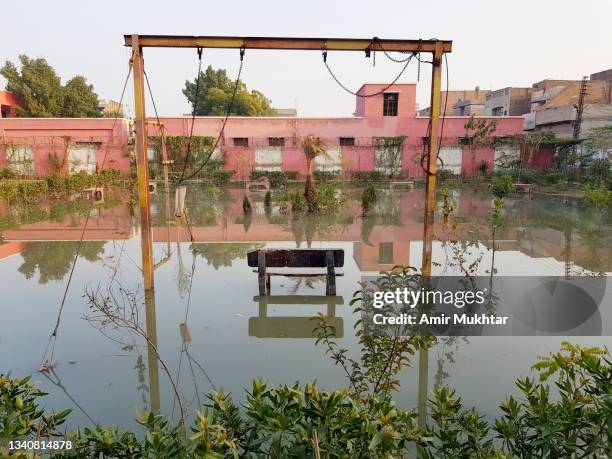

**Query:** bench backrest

left=247, top=249, right=344, bottom=268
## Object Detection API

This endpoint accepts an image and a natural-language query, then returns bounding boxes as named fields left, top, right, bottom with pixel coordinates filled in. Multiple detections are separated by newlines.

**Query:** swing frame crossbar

left=124, top=35, right=451, bottom=53
left=126, top=34, right=451, bottom=429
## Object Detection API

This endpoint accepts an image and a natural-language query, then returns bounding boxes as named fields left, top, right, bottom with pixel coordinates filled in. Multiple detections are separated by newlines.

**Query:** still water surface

left=0, top=185, right=610, bottom=429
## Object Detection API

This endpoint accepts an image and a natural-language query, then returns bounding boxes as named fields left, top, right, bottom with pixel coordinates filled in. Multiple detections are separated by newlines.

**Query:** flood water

left=0, top=184, right=610, bottom=430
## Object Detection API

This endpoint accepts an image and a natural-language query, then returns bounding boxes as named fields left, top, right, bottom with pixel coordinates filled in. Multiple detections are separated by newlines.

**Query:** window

left=339, top=137, right=355, bottom=146
left=378, top=242, right=394, bottom=264
left=492, top=106, right=504, bottom=116
left=233, top=137, right=249, bottom=147
left=68, top=144, right=98, bottom=174
left=383, top=93, right=399, bottom=116
left=268, top=137, right=285, bottom=147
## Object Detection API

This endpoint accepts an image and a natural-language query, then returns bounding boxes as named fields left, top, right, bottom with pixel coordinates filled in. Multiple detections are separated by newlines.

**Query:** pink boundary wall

left=0, top=118, right=130, bottom=177
left=0, top=84, right=552, bottom=178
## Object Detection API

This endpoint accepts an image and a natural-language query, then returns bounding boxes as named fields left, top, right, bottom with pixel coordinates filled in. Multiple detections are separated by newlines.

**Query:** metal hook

left=197, top=47, right=203, bottom=60
left=322, top=50, right=328, bottom=63
left=240, top=47, right=245, bottom=61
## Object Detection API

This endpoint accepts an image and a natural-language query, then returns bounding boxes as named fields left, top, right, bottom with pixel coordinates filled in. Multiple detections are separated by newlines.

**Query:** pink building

left=152, top=84, right=534, bottom=179
left=0, top=118, right=130, bottom=177
left=0, top=83, right=546, bottom=178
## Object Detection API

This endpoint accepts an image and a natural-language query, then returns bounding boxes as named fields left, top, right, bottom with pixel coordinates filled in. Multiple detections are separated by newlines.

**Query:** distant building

left=484, top=87, right=532, bottom=116
left=98, top=99, right=124, bottom=117
left=0, top=91, right=23, bottom=118
left=590, top=68, right=612, bottom=81
left=524, top=71, right=612, bottom=137
left=418, top=87, right=487, bottom=117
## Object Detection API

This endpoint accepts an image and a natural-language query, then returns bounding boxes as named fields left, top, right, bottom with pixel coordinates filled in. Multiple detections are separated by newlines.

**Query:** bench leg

left=258, top=251, right=267, bottom=295
left=326, top=250, right=336, bottom=296
left=266, top=275, right=271, bottom=294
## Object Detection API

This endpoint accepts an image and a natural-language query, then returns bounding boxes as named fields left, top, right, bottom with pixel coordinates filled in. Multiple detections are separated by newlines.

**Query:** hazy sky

left=2, top=0, right=611, bottom=117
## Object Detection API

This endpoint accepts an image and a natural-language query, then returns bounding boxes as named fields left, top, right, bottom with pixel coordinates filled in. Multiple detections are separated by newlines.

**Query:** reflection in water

left=250, top=295, right=344, bottom=339
left=19, top=241, right=105, bottom=284
left=0, top=185, right=610, bottom=428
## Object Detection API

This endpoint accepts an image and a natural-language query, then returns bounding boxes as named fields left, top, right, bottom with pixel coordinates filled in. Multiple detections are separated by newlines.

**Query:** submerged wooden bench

left=247, top=248, right=344, bottom=295
left=513, top=183, right=535, bottom=194
left=245, top=179, right=270, bottom=191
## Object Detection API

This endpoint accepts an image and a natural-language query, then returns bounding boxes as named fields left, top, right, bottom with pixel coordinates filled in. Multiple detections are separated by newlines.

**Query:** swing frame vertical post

left=417, top=40, right=445, bottom=430
left=131, top=34, right=154, bottom=292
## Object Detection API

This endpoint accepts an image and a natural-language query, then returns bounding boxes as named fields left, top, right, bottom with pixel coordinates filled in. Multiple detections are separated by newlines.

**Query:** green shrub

left=587, top=157, right=610, bottom=183
left=583, top=184, right=612, bottom=207
left=0, top=168, right=16, bottom=180
left=541, top=171, right=564, bottom=185
left=1, top=342, right=609, bottom=458
left=361, top=184, right=377, bottom=215
left=490, top=174, right=514, bottom=198
left=0, top=180, right=48, bottom=201
left=264, top=190, right=272, bottom=208
left=242, top=195, right=252, bottom=214
left=208, top=170, right=234, bottom=186
left=436, top=168, right=457, bottom=180
left=315, top=183, right=346, bottom=211
left=288, top=191, right=305, bottom=213
left=351, top=171, right=385, bottom=182
left=314, top=170, right=340, bottom=182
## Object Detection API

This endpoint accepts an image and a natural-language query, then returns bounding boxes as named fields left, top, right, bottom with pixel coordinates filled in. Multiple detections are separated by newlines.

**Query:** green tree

left=182, top=65, right=273, bottom=116
left=1, top=55, right=100, bottom=117
left=62, top=75, right=100, bottom=117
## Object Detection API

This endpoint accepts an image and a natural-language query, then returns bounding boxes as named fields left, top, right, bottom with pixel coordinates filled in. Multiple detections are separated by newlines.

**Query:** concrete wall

left=0, top=118, right=130, bottom=177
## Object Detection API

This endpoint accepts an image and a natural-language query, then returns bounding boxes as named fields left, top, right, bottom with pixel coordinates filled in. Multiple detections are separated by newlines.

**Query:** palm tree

left=301, top=135, right=329, bottom=213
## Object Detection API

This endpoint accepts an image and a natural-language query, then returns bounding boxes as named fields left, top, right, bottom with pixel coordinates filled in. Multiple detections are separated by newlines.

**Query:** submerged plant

left=242, top=195, right=252, bottom=215
left=361, top=184, right=377, bottom=216
left=300, top=135, right=329, bottom=213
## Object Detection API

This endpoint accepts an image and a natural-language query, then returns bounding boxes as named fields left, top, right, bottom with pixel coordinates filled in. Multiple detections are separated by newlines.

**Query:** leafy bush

left=489, top=174, right=514, bottom=198
left=264, top=190, right=272, bottom=208
left=242, top=195, right=252, bottom=214
left=587, top=157, right=610, bottom=183
left=250, top=170, right=300, bottom=188
left=0, top=168, right=16, bottom=180
left=315, top=183, right=346, bottom=211
left=1, top=342, right=609, bottom=458
left=351, top=171, right=385, bottom=183
left=583, top=184, right=612, bottom=207
left=288, top=191, right=305, bottom=213
left=207, top=170, right=234, bottom=186
left=361, top=184, right=377, bottom=215
left=314, top=170, right=340, bottom=182
left=436, top=169, right=457, bottom=180
left=0, top=180, right=48, bottom=201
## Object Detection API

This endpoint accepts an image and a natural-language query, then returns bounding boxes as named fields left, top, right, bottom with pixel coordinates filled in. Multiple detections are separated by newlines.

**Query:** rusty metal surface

left=247, top=249, right=344, bottom=268
left=124, top=35, right=452, bottom=53
left=132, top=35, right=155, bottom=291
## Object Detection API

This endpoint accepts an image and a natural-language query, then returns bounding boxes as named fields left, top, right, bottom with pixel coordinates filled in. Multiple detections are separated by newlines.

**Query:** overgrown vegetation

left=361, top=184, right=377, bottom=216
left=249, top=170, right=300, bottom=188
left=0, top=169, right=121, bottom=201
left=2, top=342, right=608, bottom=458
left=301, top=135, right=330, bottom=212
